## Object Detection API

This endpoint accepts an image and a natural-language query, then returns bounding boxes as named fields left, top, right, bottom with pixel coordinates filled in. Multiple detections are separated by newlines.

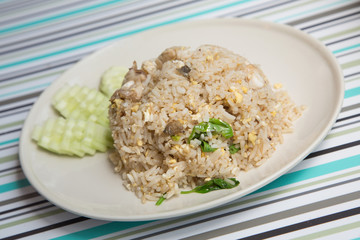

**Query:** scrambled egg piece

left=274, top=83, right=283, bottom=89
left=248, top=132, right=257, bottom=145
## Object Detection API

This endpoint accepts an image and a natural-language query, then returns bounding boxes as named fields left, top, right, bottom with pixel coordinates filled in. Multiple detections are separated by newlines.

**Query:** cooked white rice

left=108, top=45, right=302, bottom=203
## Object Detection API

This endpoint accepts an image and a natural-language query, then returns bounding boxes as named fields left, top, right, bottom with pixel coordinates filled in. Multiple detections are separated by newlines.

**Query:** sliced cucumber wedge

left=100, top=66, right=128, bottom=98
left=52, top=84, right=109, bottom=127
left=32, top=118, right=113, bottom=157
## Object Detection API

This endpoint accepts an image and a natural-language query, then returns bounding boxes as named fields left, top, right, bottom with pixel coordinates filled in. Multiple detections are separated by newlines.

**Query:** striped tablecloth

left=1, top=0, right=360, bottom=239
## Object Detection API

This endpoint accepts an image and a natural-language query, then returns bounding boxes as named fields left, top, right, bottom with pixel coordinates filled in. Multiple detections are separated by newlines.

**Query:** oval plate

left=20, top=19, right=344, bottom=221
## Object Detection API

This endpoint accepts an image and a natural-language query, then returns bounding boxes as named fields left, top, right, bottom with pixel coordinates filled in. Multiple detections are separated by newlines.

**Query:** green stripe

left=0, top=208, right=63, bottom=230
left=0, top=0, right=255, bottom=70
left=0, top=169, right=22, bottom=178
left=51, top=221, right=152, bottom=240
left=319, top=26, right=360, bottom=41
left=0, top=154, right=17, bottom=164
left=0, top=178, right=30, bottom=193
left=0, top=69, right=63, bottom=89
left=0, top=0, right=127, bottom=34
left=291, top=221, right=360, bottom=240
left=274, top=0, right=352, bottom=22
left=345, top=76, right=360, bottom=83
left=341, top=59, right=360, bottom=69
left=0, top=82, right=50, bottom=99
left=326, top=126, right=360, bottom=139
left=0, top=138, right=19, bottom=146
left=255, top=154, right=360, bottom=193
left=345, top=87, right=360, bottom=98
left=0, top=120, right=24, bottom=130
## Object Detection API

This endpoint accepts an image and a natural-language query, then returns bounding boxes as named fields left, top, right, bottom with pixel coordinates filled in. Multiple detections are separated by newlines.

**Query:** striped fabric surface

left=1, top=0, right=360, bottom=239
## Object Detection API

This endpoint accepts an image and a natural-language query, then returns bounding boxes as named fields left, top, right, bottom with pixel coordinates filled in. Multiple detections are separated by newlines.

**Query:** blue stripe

left=0, top=0, right=127, bottom=34
left=51, top=221, right=152, bottom=240
left=0, top=178, right=30, bottom=193
left=333, top=43, right=360, bottom=54
left=0, top=0, right=255, bottom=70
left=0, top=138, right=19, bottom=146
left=345, top=87, right=360, bottom=98
left=255, top=154, right=360, bottom=193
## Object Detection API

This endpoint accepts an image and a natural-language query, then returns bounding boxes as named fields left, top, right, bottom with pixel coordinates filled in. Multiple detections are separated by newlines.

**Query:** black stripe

left=0, top=165, right=21, bottom=175
left=0, top=0, right=48, bottom=15
left=306, top=15, right=360, bottom=34
left=305, top=140, right=360, bottom=159
left=0, top=201, right=51, bottom=221
left=0, top=192, right=39, bottom=207
left=0, top=0, right=199, bottom=55
left=326, top=34, right=360, bottom=46
left=336, top=49, right=360, bottom=58
left=344, top=71, right=360, bottom=79
left=337, top=113, right=360, bottom=123
left=0, top=128, right=21, bottom=136
left=0, top=107, right=32, bottom=118
left=131, top=178, right=360, bottom=240
left=240, top=207, right=360, bottom=240
left=0, top=55, right=77, bottom=83
left=0, top=91, right=43, bottom=107
left=332, top=118, right=360, bottom=130
left=0, top=144, right=19, bottom=152
left=4, top=217, right=88, bottom=240
left=296, top=7, right=360, bottom=30
left=0, top=103, right=33, bottom=114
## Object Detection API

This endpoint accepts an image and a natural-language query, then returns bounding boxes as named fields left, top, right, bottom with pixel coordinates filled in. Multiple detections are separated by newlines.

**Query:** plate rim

left=19, top=18, right=344, bottom=221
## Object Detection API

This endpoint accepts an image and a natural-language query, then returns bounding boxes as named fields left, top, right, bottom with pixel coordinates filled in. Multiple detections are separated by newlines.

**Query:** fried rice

left=108, top=45, right=302, bottom=203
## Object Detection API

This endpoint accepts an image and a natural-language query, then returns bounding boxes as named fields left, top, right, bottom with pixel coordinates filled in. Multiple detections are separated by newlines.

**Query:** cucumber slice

left=32, top=118, right=113, bottom=157
left=100, top=66, right=128, bottom=98
left=52, top=84, right=110, bottom=126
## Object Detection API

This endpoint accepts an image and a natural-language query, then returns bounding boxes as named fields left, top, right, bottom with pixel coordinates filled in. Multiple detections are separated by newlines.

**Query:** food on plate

left=53, top=84, right=110, bottom=127
left=100, top=66, right=128, bottom=98
left=181, top=178, right=240, bottom=194
left=108, top=45, right=303, bottom=203
left=32, top=84, right=114, bottom=156
left=32, top=117, right=112, bottom=157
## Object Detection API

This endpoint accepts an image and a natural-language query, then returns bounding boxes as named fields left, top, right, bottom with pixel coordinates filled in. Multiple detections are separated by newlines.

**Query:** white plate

left=20, top=19, right=344, bottom=221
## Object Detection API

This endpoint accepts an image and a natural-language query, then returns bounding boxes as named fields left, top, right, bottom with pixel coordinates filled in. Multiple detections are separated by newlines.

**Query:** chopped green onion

left=156, top=195, right=166, bottom=206
left=171, top=135, right=181, bottom=141
left=181, top=178, right=239, bottom=194
left=229, top=144, right=240, bottom=154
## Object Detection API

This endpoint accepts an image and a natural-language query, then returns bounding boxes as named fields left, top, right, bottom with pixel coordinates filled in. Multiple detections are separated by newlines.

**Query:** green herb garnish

left=181, top=178, right=239, bottom=194
left=229, top=144, right=240, bottom=154
left=188, top=118, right=233, bottom=152
left=156, top=195, right=166, bottom=206
left=200, top=140, right=217, bottom=152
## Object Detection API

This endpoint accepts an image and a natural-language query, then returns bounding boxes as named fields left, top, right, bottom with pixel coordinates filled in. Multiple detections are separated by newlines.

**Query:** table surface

left=1, top=0, right=360, bottom=239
